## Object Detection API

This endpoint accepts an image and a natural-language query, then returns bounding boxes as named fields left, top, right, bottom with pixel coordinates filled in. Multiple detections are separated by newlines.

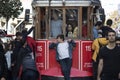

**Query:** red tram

left=31, top=0, right=105, bottom=80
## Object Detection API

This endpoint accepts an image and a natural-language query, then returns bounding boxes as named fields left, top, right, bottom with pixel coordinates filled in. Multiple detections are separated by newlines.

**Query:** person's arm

left=49, top=43, right=57, bottom=49
left=27, top=26, right=35, bottom=35
left=93, top=27, right=98, bottom=39
left=97, top=59, right=103, bottom=80
left=22, top=26, right=35, bottom=42
left=68, top=39, right=76, bottom=47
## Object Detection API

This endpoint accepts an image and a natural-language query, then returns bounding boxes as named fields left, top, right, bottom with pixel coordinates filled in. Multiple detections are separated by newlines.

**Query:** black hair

left=116, top=37, right=120, bottom=41
left=107, top=30, right=116, bottom=36
left=6, top=42, right=13, bottom=51
left=106, top=19, right=113, bottom=26
left=95, top=21, right=102, bottom=26
left=22, top=29, right=27, bottom=35
left=0, top=43, right=4, bottom=53
left=56, top=34, right=65, bottom=41
left=15, top=32, right=22, bottom=36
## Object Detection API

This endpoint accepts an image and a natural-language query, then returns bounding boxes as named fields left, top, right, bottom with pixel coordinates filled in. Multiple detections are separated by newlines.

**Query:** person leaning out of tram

left=49, top=34, right=76, bottom=80
left=92, top=32, right=108, bottom=80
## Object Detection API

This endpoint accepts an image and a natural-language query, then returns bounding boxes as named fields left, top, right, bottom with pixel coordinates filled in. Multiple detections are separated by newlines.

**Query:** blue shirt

left=92, top=26, right=98, bottom=39
left=51, top=20, right=62, bottom=37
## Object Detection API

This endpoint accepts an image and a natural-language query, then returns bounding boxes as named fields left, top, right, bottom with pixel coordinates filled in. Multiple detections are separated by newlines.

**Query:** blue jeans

left=21, top=69, right=39, bottom=80
left=59, top=58, right=72, bottom=80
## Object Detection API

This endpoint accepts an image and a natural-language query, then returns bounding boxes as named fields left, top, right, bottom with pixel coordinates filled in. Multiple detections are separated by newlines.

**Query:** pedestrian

left=49, top=34, right=76, bottom=80
left=5, top=42, right=13, bottom=80
left=97, top=30, right=120, bottom=80
left=0, top=39, right=8, bottom=80
left=92, top=37, right=108, bottom=80
left=22, top=29, right=36, bottom=55
left=100, top=19, right=113, bottom=37
left=116, top=37, right=120, bottom=47
left=92, top=21, right=102, bottom=39
left=12, top=26, right=35, bottom=80
left=12, top=26, right=35, bottom=65
left=14, top=41, right=39, bottom=80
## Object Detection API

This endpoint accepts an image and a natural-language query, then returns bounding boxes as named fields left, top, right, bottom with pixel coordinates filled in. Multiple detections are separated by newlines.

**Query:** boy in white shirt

left=49, top=34, right=76, bottom=80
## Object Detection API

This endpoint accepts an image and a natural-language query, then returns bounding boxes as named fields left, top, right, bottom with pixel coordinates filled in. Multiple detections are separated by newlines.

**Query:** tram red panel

left=48, top=46, right=60, bottom=68
left=36, top=40, right=93, bottom=75
left=36, top=40, right=47, bottom=70
left=71, top=41, right=80, bottom=69
left=80, top=41, right=93, bottom=73
left=48, top=41, right=80, bottom=69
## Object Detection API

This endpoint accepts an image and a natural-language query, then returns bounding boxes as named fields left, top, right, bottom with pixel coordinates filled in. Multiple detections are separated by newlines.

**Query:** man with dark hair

left=100, top=19, right=113, bottom=37
left=49, top=34, right=76, bottom=80
left=22, top=28, right=36, bottom=53
left=12, top=26, right=38, bottom=80
left=116, top=37, right=120, bottom=47
left=92, top=21, right=103, bottom=39
left=97, top=30, right=120, bottom=80
left=106, top=19, right=113, bottom=26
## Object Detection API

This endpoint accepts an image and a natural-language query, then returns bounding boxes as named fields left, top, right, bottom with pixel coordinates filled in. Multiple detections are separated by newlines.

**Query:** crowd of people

left=92, top=19, right=120, bottom=80
left=1, top=18, right=120, bottom=80
left=49, top=17, right=120, bottom=80
left=0, top=26, right=39, bottom=80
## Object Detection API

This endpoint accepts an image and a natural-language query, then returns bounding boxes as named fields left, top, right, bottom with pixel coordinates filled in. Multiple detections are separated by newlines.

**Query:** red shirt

left=26, top=36, right=36, bottom=52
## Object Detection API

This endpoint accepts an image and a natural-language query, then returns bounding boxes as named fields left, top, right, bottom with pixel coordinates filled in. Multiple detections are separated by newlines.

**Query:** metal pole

left=48, top=0, right=51, bottom=39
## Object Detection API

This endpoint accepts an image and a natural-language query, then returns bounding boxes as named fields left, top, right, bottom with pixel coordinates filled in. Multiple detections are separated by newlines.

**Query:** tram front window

left=50, top=9, right=63, bottom=38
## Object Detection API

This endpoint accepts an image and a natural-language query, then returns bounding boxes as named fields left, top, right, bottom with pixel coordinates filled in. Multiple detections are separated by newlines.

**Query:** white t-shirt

left=57, top=41, right=69, bottom=59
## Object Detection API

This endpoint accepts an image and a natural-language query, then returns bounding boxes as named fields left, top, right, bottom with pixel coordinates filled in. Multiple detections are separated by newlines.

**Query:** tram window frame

left=65, top=8, right=79, bottom=39
left=37, top=7, right=90, bottom=40
left=82, top=7, right=88, bottom=40
left=49, top=8, right=63, bottom=38
left=48, top=7, right=81, bottom=39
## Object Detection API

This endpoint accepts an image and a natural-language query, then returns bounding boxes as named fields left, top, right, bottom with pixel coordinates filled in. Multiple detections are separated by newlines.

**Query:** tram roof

left=32, top=0, right=101, bottom=7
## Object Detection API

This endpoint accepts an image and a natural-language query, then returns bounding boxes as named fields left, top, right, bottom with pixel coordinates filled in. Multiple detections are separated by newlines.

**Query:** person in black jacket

left=0, top=41, right=8, bottom=80
left=14, top=41, right=39, bottom=80
left=12, top=26, right=35, bottom=80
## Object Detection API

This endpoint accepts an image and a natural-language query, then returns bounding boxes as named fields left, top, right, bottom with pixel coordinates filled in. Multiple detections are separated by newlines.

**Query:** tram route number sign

left=36, top=41, right=46, bottom=70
